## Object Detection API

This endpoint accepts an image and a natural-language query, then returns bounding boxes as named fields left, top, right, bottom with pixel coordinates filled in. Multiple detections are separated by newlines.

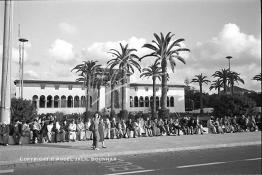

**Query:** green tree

left=253, top=73, right=261, bottom=81
left=210, top=79, right=223, bottom=95
left=11, top=98, right=37, bottom=121
left=191, top=73, right=210, bottom=113
left=212, top=69, right=229, bottom=94
left=72, top=60, right=102, bottom=114
left=141, top=32, right=190, bottom=118
left=107, top=43, right=141, bottom=119
left=140, top=61, right=161, bottom=118
left=228, top=71, right=244, bottom=95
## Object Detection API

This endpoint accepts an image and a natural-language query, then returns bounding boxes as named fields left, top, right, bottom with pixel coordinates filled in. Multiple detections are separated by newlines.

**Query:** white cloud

left=48, top=39, right=75, bottom=64
left=59, top=22, right=77, bottom=35
left=24, top=70, right=39, bottom=79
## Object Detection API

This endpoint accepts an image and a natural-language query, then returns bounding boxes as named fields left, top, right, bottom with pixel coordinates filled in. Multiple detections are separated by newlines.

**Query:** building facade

left=14, top=80, right=185, bottom=114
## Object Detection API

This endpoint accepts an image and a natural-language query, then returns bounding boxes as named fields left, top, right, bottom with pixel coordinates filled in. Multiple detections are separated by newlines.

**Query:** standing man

left=92, top=113, right=100, bottom=150
left=13, top=119, right=22, bottom=145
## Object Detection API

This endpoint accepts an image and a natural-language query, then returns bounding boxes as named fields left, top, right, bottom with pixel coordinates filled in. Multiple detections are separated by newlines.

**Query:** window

left=40, top=84, right=45, bottom=90
left=68, top=96, right=73, bottom=108
left=39, top=95, right=45, bottom=108
left=150, top=96, right=153, bottom=107
left=145, top=87, right=148, bottom=91
left=32, top=95, right=38, bottom=109
left=167, top=96, right=170, bottom=107
left=47, top=95, right=52, bottom=108
left=61, top=96, right=67, bottom=108
left=81, top=96, right=86, bottom=107
left=68, top=85, right=73, bottom=90
left=130, top=96, right=133, bottom=107
left=156, top=96, right=160, bottom=108
left=139, top=96, right=144, bottom=107
left=74, top=96, right=80, bottom=108
left=54, top=95, right=59, bottom=108
left=55, top=85, right=59, bottom=90
left=134, top=96, right=138, bottom=107
left=145, top=96, right=149, bottom=107
left=170, top=96, right=174, bottom=107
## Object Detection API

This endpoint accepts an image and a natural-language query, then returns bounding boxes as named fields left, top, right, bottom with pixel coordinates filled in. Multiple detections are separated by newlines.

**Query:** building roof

left=14, top=80, right=185, bottom=88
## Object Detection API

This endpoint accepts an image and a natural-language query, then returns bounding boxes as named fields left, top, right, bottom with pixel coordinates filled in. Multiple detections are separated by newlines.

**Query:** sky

left=0, top=0, right=261, bottom=94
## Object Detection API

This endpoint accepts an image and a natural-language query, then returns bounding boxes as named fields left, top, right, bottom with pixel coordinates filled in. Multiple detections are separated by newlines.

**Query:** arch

left=167, top=96, right=170, bottom=107
left=67, top=96, right=73, bottom=108
left=39, top=95, right=45, bottom=108
left=156, top=96, right=160, bottom=109
left=139, top=96, right=144, bottom=107
left=32, top=95, right=38, bottom=109
left=47, top=95, right=52, bottom=108
left=74, top=96, right=80, bottom=108
left=90, top=96, right=93, bottom=108
left=81, top=96, right=86, bottom=107
left=54, top=95, right=59, bottom=108
left=114, top=90, right=120, bottom=108
left=150, top=96, right=153, bottom=107
left=145, top=96, right=149, bottom=107
left=61, top=95, right=67, bottom=108
left=130, top=96, right=133, bottom=107
left=134, top=96, right=138, bottom=107
left=170, top=96, right=174, bottom=107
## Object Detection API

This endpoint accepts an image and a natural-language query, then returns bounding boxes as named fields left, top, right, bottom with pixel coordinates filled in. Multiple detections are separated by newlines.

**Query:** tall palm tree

left=107, top=43, right=141, bottom=119
left=141, top=32, right=190, bottom=118
left=228, top=71, right=244, bottom=95
left=140, top=61, right=161, bottom=118
left=253, top=73, right=262, bottom=81
left=191, top=73, right=210, bottom=114
left=209, top=79, right=223, bottom=95
left=212, top=69, right=229, bottom=94
left=72, top=60, right=101, bottom=113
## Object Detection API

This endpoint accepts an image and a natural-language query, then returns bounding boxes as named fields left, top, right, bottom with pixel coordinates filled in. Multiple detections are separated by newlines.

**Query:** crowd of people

left=0, top=113, right=261, bottom=148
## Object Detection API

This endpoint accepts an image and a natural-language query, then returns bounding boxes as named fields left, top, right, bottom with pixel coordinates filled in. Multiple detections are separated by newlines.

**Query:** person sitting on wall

left=47, top=121, right=54, bottom=143
left=32, top=119, right=41, bottom=144
left=76, top=119, right=85, bottom=141
left=173, top=118, right=181, bottom=136
left=207, top=117, right=217, bottom=134
left=110, top=117, right=118, bottom=139
left=0, top=122, right=9, bottom=146
left=157, top=118, right=166, bottom=136
left=68, top=119, right=77, bottom=142
left=144, top=117, right=152, bottom=137
left=163, top=118, right=170, bottom=136
left=13, top=119, right=22, bottom=145
left=60, top=120, right=68, bottom=142
left=104, top=118, right=111, bottom=139
left=21, top=120, right=31, bottom=143
left=125, top=118, right=134, bottom=138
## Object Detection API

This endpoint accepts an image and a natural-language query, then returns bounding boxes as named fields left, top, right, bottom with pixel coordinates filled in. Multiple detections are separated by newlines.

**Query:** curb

left=0, top=141, right=260, bottom=169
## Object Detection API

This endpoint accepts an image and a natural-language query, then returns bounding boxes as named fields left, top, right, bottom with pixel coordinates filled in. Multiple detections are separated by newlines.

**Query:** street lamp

left=226, top=56, right=232, bottom=72
left=18, top=38, right=28, bottom=99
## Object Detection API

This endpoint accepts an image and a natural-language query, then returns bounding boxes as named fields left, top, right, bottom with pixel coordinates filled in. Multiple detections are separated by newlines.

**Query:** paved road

left=1, top=145, right=261, bottom=175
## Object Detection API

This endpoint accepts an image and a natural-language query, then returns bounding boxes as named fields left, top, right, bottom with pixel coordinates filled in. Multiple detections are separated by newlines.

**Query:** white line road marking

left=0, top=169, right=14, bottom=174
left=177, top=157, right=262, bottom=169
left=177, top=162, right=226, bottom=168
left=104, top=169, right=156, bottom=175
left=245, top=158, right=262, bottom=161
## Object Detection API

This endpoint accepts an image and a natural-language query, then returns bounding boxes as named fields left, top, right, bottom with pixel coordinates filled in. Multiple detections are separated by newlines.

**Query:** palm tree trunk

left=230, top=81, right=234, bottom=96
left=86, top=78, right=90, bottom=112
left=97, top=85, right=100, bottom=111
left=218, top=87, right=220, bottom=95
left=110, top=84, right=115, bottom=112
left=152, top=76, right=157, bottom=118
left=161, top=59, right=167, bottom=110
left=121, top=69, right=127, bottom=111
left=200, top=84, right=203, bottom=114
left=223, top=79, right=227, bottom=94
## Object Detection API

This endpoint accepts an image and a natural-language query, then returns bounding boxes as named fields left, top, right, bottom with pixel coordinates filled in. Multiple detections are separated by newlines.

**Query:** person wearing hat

left=0, top=122, right=10, bottom=146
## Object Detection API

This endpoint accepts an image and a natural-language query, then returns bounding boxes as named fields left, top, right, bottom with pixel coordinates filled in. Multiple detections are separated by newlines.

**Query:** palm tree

left=209, top=79, right=223, bottom=95
left=107, top=43, right=141, bottom=119
left=72, top=60, right=101, bottom=113
left=141, top=32, right=190, bottom=118
left=191, top=73, right=210, bottom=114
left=140, top=61, right=161, bottom=118
left=212, top=69, right=229, bottom=94
left=228, top=71, right=244, bottom=95
left=253, top=73, right=262, bottom=81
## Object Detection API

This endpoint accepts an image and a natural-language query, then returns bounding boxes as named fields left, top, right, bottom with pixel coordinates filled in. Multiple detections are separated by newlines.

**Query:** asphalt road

left=1, top=145, right=261, bottom=175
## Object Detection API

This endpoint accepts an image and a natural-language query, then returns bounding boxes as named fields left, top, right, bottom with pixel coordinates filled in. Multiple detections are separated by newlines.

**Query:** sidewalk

left=0, top=132, right=261, bottom=167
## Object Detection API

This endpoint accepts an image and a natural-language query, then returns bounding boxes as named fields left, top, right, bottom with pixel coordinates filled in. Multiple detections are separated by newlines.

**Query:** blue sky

left=0, top=0, right=261, bottom=93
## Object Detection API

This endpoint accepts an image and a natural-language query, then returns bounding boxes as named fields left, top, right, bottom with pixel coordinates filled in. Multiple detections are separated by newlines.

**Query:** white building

left=14, top=80, right=185, bottom=114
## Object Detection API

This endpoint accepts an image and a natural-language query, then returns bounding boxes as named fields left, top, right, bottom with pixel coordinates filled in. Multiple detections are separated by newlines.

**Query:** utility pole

left=0, top=0, right=13, bottom=124
left=226, top=56, right=232, bottom=72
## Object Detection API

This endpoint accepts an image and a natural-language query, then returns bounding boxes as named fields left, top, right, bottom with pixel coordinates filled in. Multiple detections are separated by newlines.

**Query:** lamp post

left=0, top=0, right=13, bottom=124
left=18, top=38, right=28, bottom=99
